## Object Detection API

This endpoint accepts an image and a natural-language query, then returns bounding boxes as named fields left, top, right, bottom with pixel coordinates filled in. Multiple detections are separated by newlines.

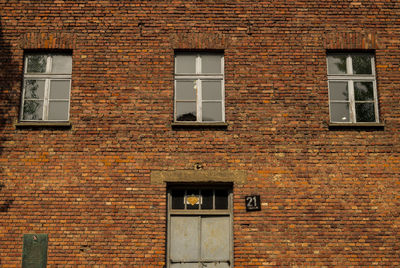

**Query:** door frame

left=166, top=184, right=234, bottom=267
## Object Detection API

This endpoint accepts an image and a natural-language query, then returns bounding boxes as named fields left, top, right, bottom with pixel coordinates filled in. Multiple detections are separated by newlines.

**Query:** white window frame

left=174, top=53, right=225, bottom=122
left=327, top=53, right=379, bottom=123
left=21, top=53, right=72, bottom=122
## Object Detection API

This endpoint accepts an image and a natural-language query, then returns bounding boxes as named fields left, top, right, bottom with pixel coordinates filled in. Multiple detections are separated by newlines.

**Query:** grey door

left=170, top=216, right=231, bottom=267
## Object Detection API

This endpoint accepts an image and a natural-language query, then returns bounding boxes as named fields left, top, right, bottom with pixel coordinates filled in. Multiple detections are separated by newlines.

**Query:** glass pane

left=23, top=100, right=43, bottom=120
left=201, top=54, right=222, bottom=74
left=26, top=55, right=47, bottom=73
left=327, top=55, right=347, bottom=74
left=171, top=190, right=185, bottom=209
left=52, top=55, right=72, bottom=74
left=186, top=190, right=199, bottom=210
left=176, top=102, right=196, bottom=121
left=175, top=54, right=196, bottom=74
left=24, top=80, right=45, bottom=99
left=202, top=81, right=222, bottom=101
left=176, top=80, right=196, bottom=100
left=202, top=102, right=222, bottom=122
left=201, top=190, right=213, bottom=209
left=356, top=103, right=375, bottom=122
left=329, top=81, right=348, bottom=101
left=352, top=54, right=372, bottom=74
left=330, top=102, right=350, bottom=122
left=215, top=190, right=228, bottom=209
left=354, top=82, right=374, bottom=101
left=50, top=80, right=70, bottom=99
left=48, top=101, right=69, bottom=120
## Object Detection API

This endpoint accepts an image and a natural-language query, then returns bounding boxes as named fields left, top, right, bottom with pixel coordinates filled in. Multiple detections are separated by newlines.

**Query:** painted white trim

left=21, top=54, right=72, bottom=122
left=174, top=52, right=225, bottom=123
left=328, top=53, right=378, bottom=123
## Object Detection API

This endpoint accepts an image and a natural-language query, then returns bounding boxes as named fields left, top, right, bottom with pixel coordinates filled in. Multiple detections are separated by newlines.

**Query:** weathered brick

left=0, top=0, right=400, bottom=267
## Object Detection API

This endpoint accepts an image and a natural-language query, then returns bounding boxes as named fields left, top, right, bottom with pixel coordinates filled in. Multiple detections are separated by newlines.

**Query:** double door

left=167, top=186, right=233, bottom=268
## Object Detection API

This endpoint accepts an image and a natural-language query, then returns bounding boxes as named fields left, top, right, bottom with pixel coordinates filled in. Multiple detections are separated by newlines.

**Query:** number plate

left=245, top=195, right=261, bottom=211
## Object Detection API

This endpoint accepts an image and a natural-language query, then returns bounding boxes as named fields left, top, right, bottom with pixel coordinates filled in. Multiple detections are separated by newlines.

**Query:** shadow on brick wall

left=0, top=19, right=18, bottom=214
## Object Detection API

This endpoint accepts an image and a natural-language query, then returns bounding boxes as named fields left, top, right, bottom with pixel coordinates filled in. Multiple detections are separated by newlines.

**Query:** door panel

left=203, top=263, right=230, bottom=268
left=171, top=263, right=199, bottom=268
left=201, top=217, right=230, bottom=261
left=170, top=216, right=200, bottom=262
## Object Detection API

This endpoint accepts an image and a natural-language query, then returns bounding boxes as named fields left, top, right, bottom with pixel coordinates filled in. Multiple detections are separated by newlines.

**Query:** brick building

left=1, top=1, right=400, bottom=267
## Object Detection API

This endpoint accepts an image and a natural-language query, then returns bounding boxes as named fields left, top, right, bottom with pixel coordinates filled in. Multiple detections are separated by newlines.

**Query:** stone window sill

left=171, top=122, right=228, bottom=129
left=328, top=122, right=384, bottom=130
left=15, top=122, right=72, bottom=129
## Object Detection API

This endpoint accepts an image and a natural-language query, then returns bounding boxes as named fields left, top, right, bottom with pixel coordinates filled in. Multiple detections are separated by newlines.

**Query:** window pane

left=215, top=190, right=228, bottom=209
left=202, top=81, right=222, bottom=101
left=175, top=54, right=196, bottom=74
left=176, top=102, right=196, bottom=121
left=355, top=103, right=375, bottom=122
left=202, top=102, right=222, bottom=122
left=24, top=80, right=45, bottom=99
left=176, top=80, right=196, bottom=100
left=171, top=190, right=185, bottom=209
left=201, top=54, right=222, bottom=74
left=26, top=55, right=47, bottom=73
left=327, top=55, right=347, bottom=74
left=354, top=82, right=374, bottom=101
left=329, top=81, right=348, bottom=101
left=201, top=190, right=213, bottom=209
left=48, top=101, right=69, bottom=120
left=330, top=102, right=350, bottom=122
left=52, top=55, right=72, bottom=74
left=352, top=54, right=372, bottom=74
left=50, top=80, right=70, bottom=99
left=23, top=100, right=43, bottom=120
left=186, top=190, right=199, bottom=210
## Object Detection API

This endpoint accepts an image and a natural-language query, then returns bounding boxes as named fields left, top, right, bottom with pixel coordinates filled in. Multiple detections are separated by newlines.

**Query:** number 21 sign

left=245, top=195, right=261, bottom=211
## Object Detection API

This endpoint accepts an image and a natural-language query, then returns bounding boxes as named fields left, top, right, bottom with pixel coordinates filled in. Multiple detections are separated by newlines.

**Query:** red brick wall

left=1, top=1, right=400, bottom=267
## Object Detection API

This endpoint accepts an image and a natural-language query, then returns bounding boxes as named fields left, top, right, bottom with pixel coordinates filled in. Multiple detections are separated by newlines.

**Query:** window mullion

left=347, top=55, right=355, bottom=123
left=46, top=55, right=52, bottom=73
left=20, top=79, right=26, bottom=121
left=198, top=79, right=202, bottom=122
left=184, top=190, right=187, bottom=210
left=371, top=56, right=376, bottom=76
left=43, top=56, right=52, bottom=120
left=373, top=80, right=379, bottom=122
left=196, top=55, right=202, bottom=122
left=349, top=80, right=355, bottom=123
left=43, top=79, right=50, bottom=120
left=213, top=189, right=215, bottom=210
left=174, top=79, right=177, bottom=121
left=347, top=55, right=353, bottom=75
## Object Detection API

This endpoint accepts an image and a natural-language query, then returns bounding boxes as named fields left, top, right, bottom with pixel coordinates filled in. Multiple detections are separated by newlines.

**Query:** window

left=167, top=185, right=233, bottom=267
left=327, top=52, right=379, bottom=123
left=174, top=52, right=224, bottom=122
left=21, top=53, right=72, bottom=122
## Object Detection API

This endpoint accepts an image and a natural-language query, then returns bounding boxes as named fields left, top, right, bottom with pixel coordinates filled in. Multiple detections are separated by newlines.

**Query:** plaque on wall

left=22, top=234, right=48, bottom=268
left=245, top=195, right=261, bottom=211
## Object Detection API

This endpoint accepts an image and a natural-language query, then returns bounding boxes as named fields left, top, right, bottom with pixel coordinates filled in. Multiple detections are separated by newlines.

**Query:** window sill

left=171, top=122, right=228, bottom=129
left=15, top=122, right=71, bottom=129
left=328, top=122, right=384, bottom=130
